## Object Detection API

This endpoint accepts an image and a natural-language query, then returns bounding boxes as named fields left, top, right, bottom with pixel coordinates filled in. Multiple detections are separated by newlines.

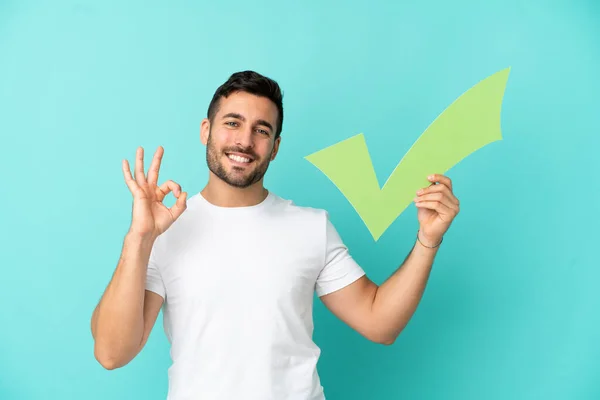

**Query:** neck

left=200, top=173, right=269, bottom=207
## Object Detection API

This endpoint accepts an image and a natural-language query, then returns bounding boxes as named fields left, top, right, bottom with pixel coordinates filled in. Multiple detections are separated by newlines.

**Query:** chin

left=225, top=176, right=256, bottom=189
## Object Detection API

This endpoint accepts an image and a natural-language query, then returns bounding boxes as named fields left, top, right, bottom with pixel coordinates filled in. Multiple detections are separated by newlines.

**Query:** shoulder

left=267, top=192, right=330, bottom=223
left=268, top=194, right=350, bottom=248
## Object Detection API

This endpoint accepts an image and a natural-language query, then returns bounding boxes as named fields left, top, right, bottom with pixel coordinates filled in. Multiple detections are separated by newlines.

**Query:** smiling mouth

left=226, top=152, right=254, bottom=164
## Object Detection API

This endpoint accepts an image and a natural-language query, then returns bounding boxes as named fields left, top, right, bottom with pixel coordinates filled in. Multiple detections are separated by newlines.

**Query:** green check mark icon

left=305, top=67, right=511, bottom=241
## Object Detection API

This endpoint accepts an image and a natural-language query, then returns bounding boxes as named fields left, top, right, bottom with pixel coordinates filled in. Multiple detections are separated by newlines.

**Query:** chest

left=160, top=224, right=324, bottom=309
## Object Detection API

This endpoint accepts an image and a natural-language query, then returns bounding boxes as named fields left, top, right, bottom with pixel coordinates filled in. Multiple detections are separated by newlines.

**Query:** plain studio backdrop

left=1, top=0, right=599, bottom=399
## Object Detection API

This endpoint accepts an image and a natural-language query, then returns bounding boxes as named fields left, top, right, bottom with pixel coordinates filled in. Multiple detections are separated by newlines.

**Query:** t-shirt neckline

left=196, top=190, right=276, bottom=213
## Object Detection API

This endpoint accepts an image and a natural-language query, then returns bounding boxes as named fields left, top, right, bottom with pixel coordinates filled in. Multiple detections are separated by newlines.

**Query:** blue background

left=1, top=0, right=599, bottom=399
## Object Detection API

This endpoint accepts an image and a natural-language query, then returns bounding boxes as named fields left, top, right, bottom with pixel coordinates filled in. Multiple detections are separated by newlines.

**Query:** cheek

left=209, top=131, right=229, bottom=148
left=258, top=143, right=275, bottom=158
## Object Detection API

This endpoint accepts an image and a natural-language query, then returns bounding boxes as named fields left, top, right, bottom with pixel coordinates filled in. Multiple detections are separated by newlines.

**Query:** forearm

left=92, top=232, right=155, bottom=365
left=371, top=235, right=440, bottom=343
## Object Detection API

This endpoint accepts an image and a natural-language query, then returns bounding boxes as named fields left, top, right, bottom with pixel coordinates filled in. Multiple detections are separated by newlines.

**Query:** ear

left=270, top=136, right=281, bottom=161
left=200, top=118, right=210, bottom=145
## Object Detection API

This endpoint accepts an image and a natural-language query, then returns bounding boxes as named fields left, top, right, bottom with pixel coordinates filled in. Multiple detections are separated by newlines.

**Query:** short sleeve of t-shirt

left=145, top=240, right=166, bottom=300
left=315, top=215, right=366, bottom=297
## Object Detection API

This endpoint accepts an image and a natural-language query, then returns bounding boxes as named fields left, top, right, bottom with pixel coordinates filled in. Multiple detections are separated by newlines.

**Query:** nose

left=234, top=126, right=254, bottom=149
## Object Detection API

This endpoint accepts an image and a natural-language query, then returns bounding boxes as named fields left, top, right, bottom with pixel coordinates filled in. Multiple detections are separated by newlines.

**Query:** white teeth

left=228, top=154, right=251, bottom=163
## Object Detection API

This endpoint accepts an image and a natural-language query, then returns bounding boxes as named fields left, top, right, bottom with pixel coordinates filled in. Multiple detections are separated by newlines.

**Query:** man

left=91, top=70, right=460, bottom=399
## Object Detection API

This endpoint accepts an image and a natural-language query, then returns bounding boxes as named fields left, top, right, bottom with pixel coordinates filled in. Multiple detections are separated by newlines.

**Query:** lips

left=225, top=152, right=254, bottom=165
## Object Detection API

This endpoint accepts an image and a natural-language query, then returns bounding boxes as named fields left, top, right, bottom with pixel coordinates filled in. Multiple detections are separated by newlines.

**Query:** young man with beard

left=91, top=70, right=460, bottom=399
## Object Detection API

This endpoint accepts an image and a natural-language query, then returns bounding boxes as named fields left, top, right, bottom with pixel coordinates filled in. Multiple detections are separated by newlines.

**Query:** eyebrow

left=222, top=112, right=274, bottom=132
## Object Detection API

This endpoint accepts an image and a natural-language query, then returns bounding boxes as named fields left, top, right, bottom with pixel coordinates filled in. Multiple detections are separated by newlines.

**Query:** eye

left=256, top=128, right=269, bottom=135
left=225, top=121, right=238, bottom=127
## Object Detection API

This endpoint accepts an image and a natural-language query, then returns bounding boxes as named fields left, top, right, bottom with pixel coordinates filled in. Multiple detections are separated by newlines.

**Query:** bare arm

left=321, top=173, right=459, bottom=345
left=320, top=237, right=438, bottom=345
left=91, top=232, right=164, bottom=370
left=371, top=238, right=438, bottom=342
left=91, top=145, right=187, bottom=369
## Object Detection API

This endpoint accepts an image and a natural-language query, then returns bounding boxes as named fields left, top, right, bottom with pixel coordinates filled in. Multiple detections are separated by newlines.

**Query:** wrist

left=416, top=230, right=442, bottom=248
left=125, top=231, right=157, bottom=248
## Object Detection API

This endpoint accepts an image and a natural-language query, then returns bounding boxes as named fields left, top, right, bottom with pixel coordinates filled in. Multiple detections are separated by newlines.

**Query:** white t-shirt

left=145, top=190, right=366, bottom=400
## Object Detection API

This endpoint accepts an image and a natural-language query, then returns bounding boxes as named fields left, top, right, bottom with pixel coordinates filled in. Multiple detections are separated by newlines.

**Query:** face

left=201, top=91, right=281, bottom=189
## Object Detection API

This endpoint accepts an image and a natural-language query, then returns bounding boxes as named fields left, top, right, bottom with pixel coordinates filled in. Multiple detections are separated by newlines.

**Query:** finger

left=169, top=191, right=188, bottom=220
left=156, top=180, right=182, bottom=202
left=122, top=159, right=142, bottom=195
left=134, top=147, right=147, bottom=185
left=147, top=146, right=164, bottom=186
left=414, top=200, right=455, bottom=219
left=416, top=184, right=459, bottom=206
left=414, top=192, right=458, bottom=211
left=427, top=174, right=452, bottom=191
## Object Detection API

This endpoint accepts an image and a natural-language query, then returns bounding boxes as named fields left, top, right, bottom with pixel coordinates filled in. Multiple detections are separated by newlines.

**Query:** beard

left=205, top=131, right=273, bottom=188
